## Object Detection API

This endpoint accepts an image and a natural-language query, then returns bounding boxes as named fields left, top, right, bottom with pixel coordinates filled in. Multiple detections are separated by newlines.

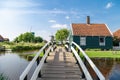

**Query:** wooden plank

left=37, top=78, right=85, bottom=80
left=42, top=73, right=82, bottom=78
left=38, top=47, right=83, bottom=80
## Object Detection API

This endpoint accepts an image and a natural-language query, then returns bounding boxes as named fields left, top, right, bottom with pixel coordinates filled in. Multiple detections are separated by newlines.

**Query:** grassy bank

left=85, top=51, right=120, bottom=58
left=28, top=51, right=44, bottom=57
left=0, top=42, right=45, bottom=51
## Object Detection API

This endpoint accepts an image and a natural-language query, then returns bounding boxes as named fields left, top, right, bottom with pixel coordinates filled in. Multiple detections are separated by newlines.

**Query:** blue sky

left=0, top=0, right=120, bottom=41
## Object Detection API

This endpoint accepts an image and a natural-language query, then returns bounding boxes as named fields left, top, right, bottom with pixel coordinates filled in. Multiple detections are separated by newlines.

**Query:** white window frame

left=99, top=37, right=105, bottom=46
left=80, top=37, right=86, bottom=46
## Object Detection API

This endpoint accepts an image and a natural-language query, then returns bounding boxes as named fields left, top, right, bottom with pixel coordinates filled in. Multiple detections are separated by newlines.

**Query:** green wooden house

left=72, top=16, right=113, bottom=50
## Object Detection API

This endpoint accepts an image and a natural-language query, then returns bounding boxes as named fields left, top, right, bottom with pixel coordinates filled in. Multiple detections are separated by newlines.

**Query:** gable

left=113, top=29, right=120, bottom=38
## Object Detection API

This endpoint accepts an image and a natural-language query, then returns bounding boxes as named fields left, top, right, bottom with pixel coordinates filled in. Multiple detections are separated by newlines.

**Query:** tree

left=55, top=29, right=69, bottom=42
left=14, top=32, right=44, bottom=43
left=34, top=36, right=43, bottom=43
left=14, top=32, right=35, bottom=43
left=22, top=32, right=34, bottom=42
left=113, top=36, right=120, bottom=46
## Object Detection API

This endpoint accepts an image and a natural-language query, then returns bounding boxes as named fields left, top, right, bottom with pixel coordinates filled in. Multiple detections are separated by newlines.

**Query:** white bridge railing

left=65, top=41, right=105, bottom=80
left=19, top=41, right=55, bottom=80
left=20, top=40, right=105, bottom=80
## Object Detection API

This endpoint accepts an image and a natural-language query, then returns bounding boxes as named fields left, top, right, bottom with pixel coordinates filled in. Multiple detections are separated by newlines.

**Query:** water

left=91, top=58, right=120, bottom=80
left=1, top=51, right=120, bottom=80
left=0, top=51, right=37, bottom=80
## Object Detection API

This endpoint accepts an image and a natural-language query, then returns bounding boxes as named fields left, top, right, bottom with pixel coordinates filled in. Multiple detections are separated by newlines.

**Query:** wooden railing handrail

left=19, top=42, right=51, bottom=80
left=72, top=41, right=105, bottom=80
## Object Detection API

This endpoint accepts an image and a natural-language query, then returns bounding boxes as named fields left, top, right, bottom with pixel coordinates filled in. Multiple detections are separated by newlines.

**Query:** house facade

left=113, top=29, right=120, bottom=46
left=0, top=35, right=9, bottom=42
left=0, top=35, right=4, bottom=42
left=72, top=16, right=113, bottom=50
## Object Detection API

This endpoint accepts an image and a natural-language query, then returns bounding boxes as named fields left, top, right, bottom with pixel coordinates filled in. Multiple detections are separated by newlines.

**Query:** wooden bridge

left=19, top=41, right=105, bottom=80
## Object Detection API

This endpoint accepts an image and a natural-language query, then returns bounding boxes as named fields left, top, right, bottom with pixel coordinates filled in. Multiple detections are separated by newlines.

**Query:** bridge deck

left=37, top=46, right=84, bottom=80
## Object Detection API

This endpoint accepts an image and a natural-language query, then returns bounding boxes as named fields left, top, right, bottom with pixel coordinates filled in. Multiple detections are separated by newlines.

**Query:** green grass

left=28, top=51, right=44, bottom=57
left=84, top=51, right=120, bottom=58
left=0, top=42, right=45, bottom=51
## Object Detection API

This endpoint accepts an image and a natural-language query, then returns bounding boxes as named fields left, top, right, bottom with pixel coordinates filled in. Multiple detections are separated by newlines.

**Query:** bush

left=11, top=43, right=44, bottom=51
left=0, top=74, right=8, bottom=80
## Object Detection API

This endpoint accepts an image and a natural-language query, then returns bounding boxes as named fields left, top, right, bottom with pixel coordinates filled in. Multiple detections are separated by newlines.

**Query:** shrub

left=11, top=43, right=44, bottom=51
left=0, top=74, right=8, bottom=80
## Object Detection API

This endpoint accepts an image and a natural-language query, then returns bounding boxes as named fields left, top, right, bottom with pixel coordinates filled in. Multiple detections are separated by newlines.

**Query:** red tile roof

left=72, top=23, right=112, bottom=36
left=113, top=29, right=120, bottom=38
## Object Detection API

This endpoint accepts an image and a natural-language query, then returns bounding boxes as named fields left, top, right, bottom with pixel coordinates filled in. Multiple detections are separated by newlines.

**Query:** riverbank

left=85, top=51, right=120, bottom=58
left=0, top=42, right=45, bottom=51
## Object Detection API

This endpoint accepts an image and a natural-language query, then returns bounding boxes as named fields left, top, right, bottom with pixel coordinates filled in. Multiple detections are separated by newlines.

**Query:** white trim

left=105, top=24, right=113, bottom=37
left=99, top=36, right=105, bottom=46
left=71, top=23, right=73, bottom=35
left=80, top=36, right=86, bottom=46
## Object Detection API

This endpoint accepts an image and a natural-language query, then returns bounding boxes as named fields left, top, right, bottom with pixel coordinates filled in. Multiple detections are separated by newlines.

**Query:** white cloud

left=65, top=16, right=70, bottom=19
left=51, top=24, right=67, bottom=28
left=105, top=2, right=113, bottom=9
left=36, top=30, right=52, bottom=41
left=0, top=0, right=40, bottom=8
left=48, top=20, right=56, bottom=23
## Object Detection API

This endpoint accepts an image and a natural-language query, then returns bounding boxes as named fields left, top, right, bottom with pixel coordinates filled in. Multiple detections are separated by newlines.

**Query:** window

left=99, top=37, right=105, bottom=46
left=80, top=37, right=86, bottom=46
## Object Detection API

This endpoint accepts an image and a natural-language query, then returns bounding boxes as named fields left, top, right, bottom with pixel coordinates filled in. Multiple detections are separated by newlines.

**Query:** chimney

left=87, top=16, right=90, bottom=24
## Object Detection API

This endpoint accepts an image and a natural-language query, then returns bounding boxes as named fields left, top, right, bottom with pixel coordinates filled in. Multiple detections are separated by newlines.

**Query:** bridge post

left=38, top=71, right=41, bottom=77
left=44, top=58, right=47, bottom=63
left=96, top=76, right=100, bottom=80
left=68, top=43, right=71, bottom=52
left=43, top=49, right=45, bottom=55
left=81, top=72, right=85, bottom=79
left=82, top=57, right=87, bottom=66
left=37, top=57, right=40, bottom=65
left=24, top=75, right=27, bottom=80
left=78, top=49, right=80, bottom=54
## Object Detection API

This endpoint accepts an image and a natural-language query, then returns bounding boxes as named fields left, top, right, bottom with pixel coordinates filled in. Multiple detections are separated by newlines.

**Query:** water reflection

left=0, top=51, right=37, bottom=80
left=91, top=58, right=120, bottom=80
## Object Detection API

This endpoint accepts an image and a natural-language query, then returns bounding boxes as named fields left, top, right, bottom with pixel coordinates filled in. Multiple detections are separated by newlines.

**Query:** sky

left=0, top=0, right=120, bottom=41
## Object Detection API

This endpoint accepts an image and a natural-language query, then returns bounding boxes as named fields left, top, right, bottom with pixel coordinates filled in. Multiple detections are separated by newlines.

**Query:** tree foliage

left=113, top=36, right=120, bottom=46
left=55, top=29, right=69, bottom=41
left=34, top=36, right=43, bottom=43
left=14, top=32, right=43, bottom=43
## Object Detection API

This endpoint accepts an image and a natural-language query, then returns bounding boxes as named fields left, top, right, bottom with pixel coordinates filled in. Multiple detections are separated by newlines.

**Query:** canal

left=0, top=51, right=120, bottom=80
left=0, top=50, right=37, bottom=80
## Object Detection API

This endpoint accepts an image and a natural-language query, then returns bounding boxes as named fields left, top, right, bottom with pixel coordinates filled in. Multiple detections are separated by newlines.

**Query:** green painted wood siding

left=73, top=36, right=113, bottom=50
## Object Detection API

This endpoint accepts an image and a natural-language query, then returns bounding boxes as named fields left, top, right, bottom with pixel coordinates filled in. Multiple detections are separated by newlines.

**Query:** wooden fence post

left=24, top=75, right=27, bottom=80
left=38, top=71, right=41, bottom=77
left=37, top=57, right=40, bottom=65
